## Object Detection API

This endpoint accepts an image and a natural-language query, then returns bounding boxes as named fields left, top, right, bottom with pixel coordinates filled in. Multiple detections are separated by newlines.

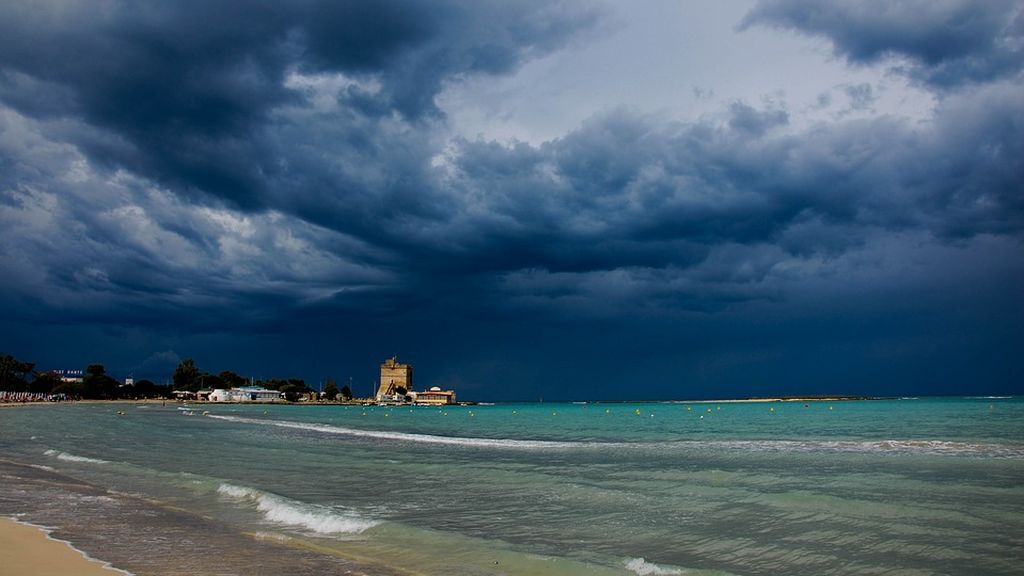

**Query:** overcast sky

left=1, top=0, right=1021, bottom=400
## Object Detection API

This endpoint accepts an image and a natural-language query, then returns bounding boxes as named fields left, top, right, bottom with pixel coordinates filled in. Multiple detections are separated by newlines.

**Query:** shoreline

left=0, top=517, right=128, bottom=576
left=0, top=459, right=407, bottom=576
left=0, top=396, right=885, bottom=409
left=2, top=395, right=1011, bottom=410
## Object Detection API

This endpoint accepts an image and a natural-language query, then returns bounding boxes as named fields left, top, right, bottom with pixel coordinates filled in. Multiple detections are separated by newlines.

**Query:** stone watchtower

left=376, top=357, right=412, bottom=401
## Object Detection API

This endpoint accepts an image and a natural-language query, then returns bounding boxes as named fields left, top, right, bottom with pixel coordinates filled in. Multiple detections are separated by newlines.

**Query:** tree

left=53, top=380, right=84, bottom=398
left=260, top=379, right=286, bottom=390
left=200, top=373, right=223, bottom=390
left=0, top=354, right=35, bottom=391
left=133, top=379, right=156, bottom=397
left=173, top=358, right=200, bottom=391
left=218, top=370, right=247, bottom=388
left=340, top=384, right=353, bottom=401
left=82, top=364, right=119, bottom=399
left=278, top=379, right=310, bottom=402
left=324, top=379, right=339, bottom=401
left=29, top=371, right=60, bottom=394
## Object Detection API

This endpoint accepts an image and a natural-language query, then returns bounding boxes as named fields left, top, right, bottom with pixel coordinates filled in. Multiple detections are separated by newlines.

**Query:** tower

left=376, top=357, right=412, bottom=401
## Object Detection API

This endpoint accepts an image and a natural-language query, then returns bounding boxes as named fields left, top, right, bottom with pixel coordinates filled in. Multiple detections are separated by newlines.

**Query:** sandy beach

left=0, top=517, right=125, bottom=576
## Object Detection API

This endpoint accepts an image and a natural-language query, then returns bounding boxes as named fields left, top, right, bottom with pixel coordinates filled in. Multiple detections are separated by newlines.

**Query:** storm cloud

left=1, top=0, right=1021, bottom=398
left=740, top=0, right=1024, bottom=88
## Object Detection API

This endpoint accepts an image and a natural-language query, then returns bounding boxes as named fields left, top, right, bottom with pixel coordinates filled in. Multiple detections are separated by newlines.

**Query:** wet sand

left=0, top=517, right=125, bottom=576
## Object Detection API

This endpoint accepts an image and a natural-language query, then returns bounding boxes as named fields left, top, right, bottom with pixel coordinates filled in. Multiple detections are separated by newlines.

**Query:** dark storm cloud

left=446, top=84, right=1022, bottom=276
left=1, top=1, right=1022, bottom=396
left=741, top=0, right=1024, bottom=88
left=0, top=0, right=600, bottom=209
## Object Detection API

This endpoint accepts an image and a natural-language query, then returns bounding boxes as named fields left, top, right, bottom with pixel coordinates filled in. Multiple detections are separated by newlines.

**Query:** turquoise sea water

left=1, top=397, right=1022, bottom=575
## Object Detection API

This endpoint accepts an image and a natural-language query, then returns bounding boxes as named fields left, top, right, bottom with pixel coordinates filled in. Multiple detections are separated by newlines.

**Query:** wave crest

left=625, top=557, right=684, bottom=575
left=217, top=483, right=378, bottom=535
left=205, top=414, right=1024, bottom=458
left=207, top=414, right=581, bottom=449
left=44, top=449, right=111, bottom=464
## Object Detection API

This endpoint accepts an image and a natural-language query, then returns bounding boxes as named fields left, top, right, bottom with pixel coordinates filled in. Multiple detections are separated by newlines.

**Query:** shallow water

left=1, top=397, right=1022, bottom=575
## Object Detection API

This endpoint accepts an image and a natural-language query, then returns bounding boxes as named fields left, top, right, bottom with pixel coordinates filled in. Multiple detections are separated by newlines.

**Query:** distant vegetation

left=0, top=353, right=320, bottom=401
left=1, top=353, right=169, bottom=400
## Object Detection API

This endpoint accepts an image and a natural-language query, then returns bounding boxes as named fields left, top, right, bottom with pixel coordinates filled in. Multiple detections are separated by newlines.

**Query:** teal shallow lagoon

left=2, top=397, right=1022, bottom=575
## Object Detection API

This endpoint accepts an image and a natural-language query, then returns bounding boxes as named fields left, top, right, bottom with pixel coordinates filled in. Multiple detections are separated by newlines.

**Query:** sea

left=1, top=397, right=1022, bottom=575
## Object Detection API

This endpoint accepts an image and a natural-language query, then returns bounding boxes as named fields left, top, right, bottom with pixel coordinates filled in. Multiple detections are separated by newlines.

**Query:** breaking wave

left=43, top=449, right=111, bottom=465
left=205, top=415, right=1024, bottom=458
left=625, top=557, right=684, bottom=575
left=206, top=414, right=584, bottom=449
left=217, top=483, right=378, bottom=535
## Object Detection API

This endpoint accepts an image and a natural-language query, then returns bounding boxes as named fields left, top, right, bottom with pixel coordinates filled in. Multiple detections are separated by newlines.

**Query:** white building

left=208, top=386, right=283, bottom=402
left=55, top=370, right=84, bottom=383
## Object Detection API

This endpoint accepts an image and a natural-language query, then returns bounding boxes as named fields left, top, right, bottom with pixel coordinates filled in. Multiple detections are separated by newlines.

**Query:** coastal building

left=208, top=387, right=283, bottom=402
left=376, top=357, right=413, bottom=402
left=412, top=386, right=456, bottom=405
left=55, top=370, right=84, bottom=383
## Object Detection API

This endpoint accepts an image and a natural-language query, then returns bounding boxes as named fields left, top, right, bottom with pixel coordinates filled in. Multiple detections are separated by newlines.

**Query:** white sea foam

left=625, top=557, right=685, bottom=575
left=206, top=414, right=585, bottom=449
left=709, top=439, right=1024, bottom=458
left=217, top=483, right=378, bottom=535
left=43, top=449, right=111, bottom=464
left=217, top=483, right=258, bottom=499
left=205, top=415, right=1024, bottom=457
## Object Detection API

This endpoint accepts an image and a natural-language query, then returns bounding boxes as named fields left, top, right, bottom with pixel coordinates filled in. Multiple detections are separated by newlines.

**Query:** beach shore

left=0, top=517, right=125, bottom=576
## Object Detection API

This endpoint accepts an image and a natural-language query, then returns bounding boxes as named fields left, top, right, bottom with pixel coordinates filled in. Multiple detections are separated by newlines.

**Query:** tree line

left=1, top=353, right=356, bottom=402
left=1, top=353, right=170, bottom=399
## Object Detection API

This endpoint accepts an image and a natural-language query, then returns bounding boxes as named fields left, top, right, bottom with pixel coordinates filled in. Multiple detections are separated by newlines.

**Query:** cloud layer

left=1, top=1, right=1021, bottom=396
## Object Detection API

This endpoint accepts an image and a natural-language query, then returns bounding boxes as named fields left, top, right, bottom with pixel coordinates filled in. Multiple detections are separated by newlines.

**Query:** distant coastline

left=3, top=395, right=889, bottom=409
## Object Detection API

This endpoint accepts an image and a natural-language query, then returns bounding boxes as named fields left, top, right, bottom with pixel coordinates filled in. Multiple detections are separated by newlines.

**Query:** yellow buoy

left=717, top=406, right=721, bottom=411
left=707, top=407, right=712, bottom=413
left=605, top=409, right=610, bottom=414
left=769, top=407, right=774, bottom=412
left=686, top=406, right=692, bottom=411
left=828, top=406, right=833, bottom=411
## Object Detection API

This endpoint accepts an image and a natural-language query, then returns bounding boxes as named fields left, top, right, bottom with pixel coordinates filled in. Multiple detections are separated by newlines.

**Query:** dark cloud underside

left=0, top=0, right=1021, bottom=397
